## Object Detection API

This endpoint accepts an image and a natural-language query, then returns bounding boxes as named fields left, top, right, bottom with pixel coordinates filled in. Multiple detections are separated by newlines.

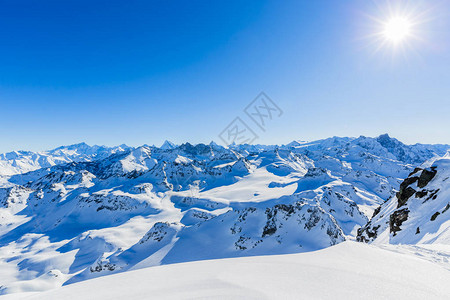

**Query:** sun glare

left=383, top=17, right=412, bottom=43
left=364, top=1, right=432, bottom=56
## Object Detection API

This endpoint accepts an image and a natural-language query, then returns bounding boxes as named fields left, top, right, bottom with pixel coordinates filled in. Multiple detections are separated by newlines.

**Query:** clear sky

left=1, top=0, right=449, bottom=152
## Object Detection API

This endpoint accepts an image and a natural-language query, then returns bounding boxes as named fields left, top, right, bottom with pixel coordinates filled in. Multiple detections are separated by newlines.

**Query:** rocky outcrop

left=389, top=208, right=409, bottom=236
left=357, top=157, right=450, bottom=244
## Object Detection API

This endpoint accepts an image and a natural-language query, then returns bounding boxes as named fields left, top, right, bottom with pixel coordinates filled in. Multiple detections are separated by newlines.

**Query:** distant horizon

left=2, top=133, right=449, bottom=154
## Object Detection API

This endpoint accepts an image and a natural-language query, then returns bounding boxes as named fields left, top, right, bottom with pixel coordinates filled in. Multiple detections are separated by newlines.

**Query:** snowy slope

left=2, top=242, right=449, bottom=300
left=0, top=135, right=448, bottom=295
left=357, top=155, right=450, bottom=244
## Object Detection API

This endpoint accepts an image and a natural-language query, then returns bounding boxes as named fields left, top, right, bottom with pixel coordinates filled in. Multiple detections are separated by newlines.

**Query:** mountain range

left=0, top=134, right=448, bottom=295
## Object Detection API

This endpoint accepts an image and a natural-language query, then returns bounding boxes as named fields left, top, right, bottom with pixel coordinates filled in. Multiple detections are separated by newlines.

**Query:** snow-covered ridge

left=357, top=155, right=450, bottom=244
left=0, top=134, right=448, bottom=295
left=1, top=134, right=448, bottom=177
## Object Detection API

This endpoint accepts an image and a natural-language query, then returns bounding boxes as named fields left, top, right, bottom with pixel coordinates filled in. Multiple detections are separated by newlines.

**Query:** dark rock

left=367, top=225, right=381, bottom=238
left=262, top=204, right=296, bottom=237
left=235, top=236, right=252, bottom=250
left=396, top=187, right=416, bottom=208
left=416, top=227, right=420, bottom=234
left=356, top=223, right=380, bottom=243
left=424, top=189, right=440, bottom=203
left=356, top=225, right=380, bottom=243
left=389, top=208, right=409, bottom=236
left=400, top=176, right=419, bottom=189
left=430, top=212, right=440, bottom=221
left=396, top=175, right=419, bottom=208
left=90, top=261, right=116, bottom=272
left=356, top=228, right=368, bottom=243
left=416, top=190, right=428, bottom=198
left=262, top=224, right=277, bottom=237
left=371, top=206, right=381, bottom=218
left=418, top=168, right=437, bottom=188
left=274, top=204, right=296, bottom=216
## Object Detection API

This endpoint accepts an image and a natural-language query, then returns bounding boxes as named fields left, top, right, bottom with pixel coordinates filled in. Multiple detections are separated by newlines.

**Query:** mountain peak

left=160, top=140, right=177, bottom=150
left=378, top=133, right=391, bottom=139
left=52, top=142, right=91, bottom=151
left=376, top=133, right=396, bottom=143
left=376, top=133, right=403, bottom=149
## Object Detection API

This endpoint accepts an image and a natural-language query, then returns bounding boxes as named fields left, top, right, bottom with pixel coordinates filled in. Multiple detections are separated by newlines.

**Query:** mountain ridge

left=2, top=133, right=449, bottom=177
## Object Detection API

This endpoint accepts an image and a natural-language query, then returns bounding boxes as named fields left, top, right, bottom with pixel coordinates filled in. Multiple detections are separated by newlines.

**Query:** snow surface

left=2, top=242, right=449, bottom=300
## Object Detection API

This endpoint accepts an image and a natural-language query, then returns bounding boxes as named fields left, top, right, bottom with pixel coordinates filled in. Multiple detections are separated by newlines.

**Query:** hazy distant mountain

left=0, top=143, right=130, bottom=176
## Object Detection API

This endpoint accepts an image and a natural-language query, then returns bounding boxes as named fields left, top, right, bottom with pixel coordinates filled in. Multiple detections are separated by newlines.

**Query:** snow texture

left=2, top=242, right=449, bottom=300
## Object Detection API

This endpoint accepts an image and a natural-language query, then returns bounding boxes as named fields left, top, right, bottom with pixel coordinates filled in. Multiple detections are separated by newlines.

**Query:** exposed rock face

left=138, top=222, right=179, bottom=244
left=397, top=186, right=417, bottom=208
left=167, top=201, right=345, bottom=258
left=357, top=156, right=450, bottom=244
left=389, top=208, right=409, bottom=236
left=0, top=185, right=33, bottom=210
left=418, top=167, right=437, bottom=188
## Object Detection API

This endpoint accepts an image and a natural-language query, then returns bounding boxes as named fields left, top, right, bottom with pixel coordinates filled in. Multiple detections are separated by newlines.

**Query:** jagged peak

left=376, top=133, right=402, bottom=146
left=209, top=141, right=221, bottom=147
left=377, top=133, right=391, bottom=139
left=160, top=140, right=177, bottom=150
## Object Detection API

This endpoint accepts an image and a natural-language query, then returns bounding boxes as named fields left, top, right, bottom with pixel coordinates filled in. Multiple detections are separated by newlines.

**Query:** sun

left=363, top=1, right=431, bottom=56
left=383, top=17, right=412, bottom=44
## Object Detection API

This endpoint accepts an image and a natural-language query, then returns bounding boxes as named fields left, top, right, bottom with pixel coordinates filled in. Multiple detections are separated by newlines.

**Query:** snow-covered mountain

left=287, top=134, right=449, bottom=165
left=0, top=143, right=130, bottom=176
left=357, top=154, right=450, bottom=244
left=0, top=135, right=448, bottom=295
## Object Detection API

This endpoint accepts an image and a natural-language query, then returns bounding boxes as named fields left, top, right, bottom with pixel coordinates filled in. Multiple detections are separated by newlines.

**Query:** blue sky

left=0, top=0, right=449, bottom=152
